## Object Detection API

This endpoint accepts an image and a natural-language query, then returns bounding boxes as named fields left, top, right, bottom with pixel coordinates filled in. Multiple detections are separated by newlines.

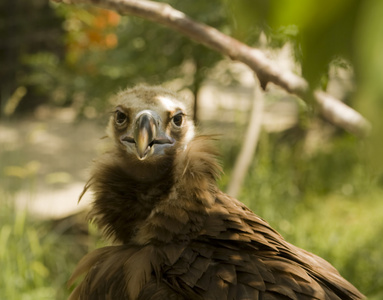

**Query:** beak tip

left=136, top=145, right=150, bottom=160
left=137, top=154, right=147, bottom=161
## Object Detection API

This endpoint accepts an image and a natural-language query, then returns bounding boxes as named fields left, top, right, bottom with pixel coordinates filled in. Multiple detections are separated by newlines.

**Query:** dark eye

left=115, top=110, right=127, bottom=125
left=171, top=113, right=184, bottom=128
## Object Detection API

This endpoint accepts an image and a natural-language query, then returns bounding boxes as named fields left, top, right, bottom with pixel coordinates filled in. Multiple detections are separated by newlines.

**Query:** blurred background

left=1, top=0, right=383, bottom=299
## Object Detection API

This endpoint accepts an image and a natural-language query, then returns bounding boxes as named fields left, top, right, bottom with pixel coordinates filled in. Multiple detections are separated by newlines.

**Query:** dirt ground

left=1, top=116, right=105, bottom=218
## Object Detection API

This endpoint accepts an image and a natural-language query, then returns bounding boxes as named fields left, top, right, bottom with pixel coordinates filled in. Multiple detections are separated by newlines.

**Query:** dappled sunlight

left=1, top=0, right=383, bottom=298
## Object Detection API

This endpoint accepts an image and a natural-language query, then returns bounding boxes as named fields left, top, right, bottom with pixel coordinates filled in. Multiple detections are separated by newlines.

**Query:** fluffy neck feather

left=85, top=136, right=222, bottom=245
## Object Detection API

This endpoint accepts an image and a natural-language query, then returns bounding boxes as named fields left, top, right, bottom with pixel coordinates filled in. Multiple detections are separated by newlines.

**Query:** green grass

left=1, top=126, right=383, bottom=299
left=0, top=190, right=100, bottom=300
left=222, top=130, right=383, bottom=299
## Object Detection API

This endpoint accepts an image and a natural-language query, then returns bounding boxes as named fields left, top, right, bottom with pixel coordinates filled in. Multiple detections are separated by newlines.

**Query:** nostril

left=121, top=136, right=135, bottom=143
left=152, top=137, right=175, bottom=145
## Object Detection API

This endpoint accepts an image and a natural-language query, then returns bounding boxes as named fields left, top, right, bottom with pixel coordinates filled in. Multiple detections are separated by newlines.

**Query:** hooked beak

left=134, top=112, right=157, bottom=160
left=123, top=110, right=174, bottom=160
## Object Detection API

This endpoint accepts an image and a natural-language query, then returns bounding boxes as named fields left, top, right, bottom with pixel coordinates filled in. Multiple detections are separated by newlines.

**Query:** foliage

left=354, top=0, right=383, bottom=177
left=226, top=0, right=361, bottom=87
left=0, top=0, right=64, bottom=113
left=226, top=0, right=383, bottom=180
left=0, top=141, right=100, bottom=300
left=0, top=199, right=78, bottom=300
left=7, top=0, right=227, bottom=117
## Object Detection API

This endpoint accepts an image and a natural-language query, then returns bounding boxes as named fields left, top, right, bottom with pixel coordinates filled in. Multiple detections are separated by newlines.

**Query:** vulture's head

left=106, top=85, right=196, bottom=181
left=86, top=85, right=220, bottom=243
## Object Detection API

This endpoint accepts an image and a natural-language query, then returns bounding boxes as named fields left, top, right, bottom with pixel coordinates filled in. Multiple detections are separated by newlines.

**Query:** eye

left=171, top=112, right=184, bottom=128
left=115, top=110, right=127, bottom=126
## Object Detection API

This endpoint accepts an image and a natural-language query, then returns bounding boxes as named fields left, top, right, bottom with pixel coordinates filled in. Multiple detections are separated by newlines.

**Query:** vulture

left=69, top=85, right=364, bottom=300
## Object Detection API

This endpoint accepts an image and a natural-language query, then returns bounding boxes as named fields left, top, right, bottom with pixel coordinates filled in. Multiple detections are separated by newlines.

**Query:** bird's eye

left=171, top=113, right=184, bottom=128
left=115, top=110, right=127, bottom=126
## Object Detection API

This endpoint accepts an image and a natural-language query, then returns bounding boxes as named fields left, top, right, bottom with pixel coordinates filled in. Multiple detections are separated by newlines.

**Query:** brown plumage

left=69, top=85, right=364, bottom=300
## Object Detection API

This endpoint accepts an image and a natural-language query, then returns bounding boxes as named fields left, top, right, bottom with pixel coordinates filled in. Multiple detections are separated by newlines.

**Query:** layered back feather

left=69, top=87, right=364, bottom=300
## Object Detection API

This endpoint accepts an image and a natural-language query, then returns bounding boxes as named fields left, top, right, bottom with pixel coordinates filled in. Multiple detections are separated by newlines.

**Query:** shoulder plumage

left=173, top=135, right=222, bottom=207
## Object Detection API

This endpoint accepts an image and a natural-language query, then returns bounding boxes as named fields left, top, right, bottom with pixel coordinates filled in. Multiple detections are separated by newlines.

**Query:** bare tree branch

left=227, top=78, right=264, bottom=198
left=52, top=0, right=371, bottom=136
left=314, top=91, right=369, bottom=136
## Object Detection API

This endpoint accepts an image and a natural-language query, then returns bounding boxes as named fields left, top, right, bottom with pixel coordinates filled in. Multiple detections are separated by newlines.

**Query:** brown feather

left=69, top=86, right=365, bottom=300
